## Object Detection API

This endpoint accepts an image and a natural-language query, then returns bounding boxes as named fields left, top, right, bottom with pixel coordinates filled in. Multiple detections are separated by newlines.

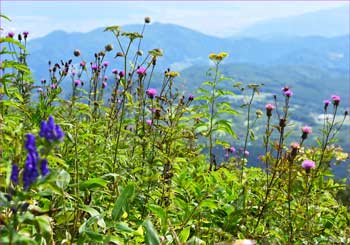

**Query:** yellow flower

left=165, top=71, right=180, bottom=78
left=208, top=52, right=229, bottom=62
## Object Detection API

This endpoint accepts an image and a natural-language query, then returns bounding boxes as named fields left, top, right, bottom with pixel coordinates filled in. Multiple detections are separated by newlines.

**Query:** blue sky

left=1, top=1, right=348, bottom=38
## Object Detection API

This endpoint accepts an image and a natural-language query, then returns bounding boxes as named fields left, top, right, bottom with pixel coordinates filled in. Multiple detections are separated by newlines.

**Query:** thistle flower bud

left=74, top=49, right=81, bottom=57
left=7, top=31, right=14, bottom=38
left=18, top=34, right=22, bottom=41
left=105, top=44, right=113, bottom=52
left=256, top=109, right=263, bottom=118
left=144, top=16, right=151, bottom=24
left=265, top=103, right=274, bottom=117
left=137, top=50, right=143, bottom=56
left=116, top=51, right=124, bottom=57
left=290, top=142, right=300, bottom=158
left=23, top=31, right=29, bottom=39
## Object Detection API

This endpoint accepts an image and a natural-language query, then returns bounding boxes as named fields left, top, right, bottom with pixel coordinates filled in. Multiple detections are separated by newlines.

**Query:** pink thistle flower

left=112, top=69, right=118, bottom=74
left=265, top=103, right=275, bottom=117
left=301, top=160, right=316, bottom=170
left=302, top=126, right=312, bottom=134
left=265, top=104, right=275, bottom=110
left=119, top=71, right=125, bottom=77
left=91, top=63, right=98, bottom=71
left=284, top=90, right=293, bottom=97
left=229, top=146, right=236, bottom=153
left=103, top=61, right=109, bottom=67
left=224, top=153, right=229, bottom=159
left=146, top=119, right=152, bottom=126
left=74, top=79, right=81, bottom=86
left=80, top=61, right=86, bottom=68
left=102, top=81, right=107, bottom=88
left=136, top=67, right=147, bottom=76
left=7, top=31, right=14, bottom=38
left=188, top=94, right=194, bottom=101
left=146, top=88, right=157, bottom=99
left=23, top=31, right=29, bottom=38
left=301, top=125, right=312, bottom=140
left=331, top=95, right=341, bottom=106
left=104, top=76, right=108, bottom=81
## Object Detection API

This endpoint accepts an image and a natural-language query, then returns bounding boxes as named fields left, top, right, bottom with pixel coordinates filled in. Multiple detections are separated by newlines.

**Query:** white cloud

left=1, top=1, right=348, bottom=38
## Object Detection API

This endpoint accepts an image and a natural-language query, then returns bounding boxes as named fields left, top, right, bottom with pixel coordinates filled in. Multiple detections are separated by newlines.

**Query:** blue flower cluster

left=23, top=134, right=39, bottom=190
left=39, top=116, right=64, bottom=142
left=10, top=116, right=64, bottom=190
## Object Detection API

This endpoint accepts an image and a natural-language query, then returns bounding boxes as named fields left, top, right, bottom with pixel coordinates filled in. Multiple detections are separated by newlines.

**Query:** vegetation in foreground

left=1, top=15, right=349, bottom=244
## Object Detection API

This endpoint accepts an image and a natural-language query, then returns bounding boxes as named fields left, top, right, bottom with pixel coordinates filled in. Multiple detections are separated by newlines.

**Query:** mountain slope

left=27, top=23, right=349, bottom=80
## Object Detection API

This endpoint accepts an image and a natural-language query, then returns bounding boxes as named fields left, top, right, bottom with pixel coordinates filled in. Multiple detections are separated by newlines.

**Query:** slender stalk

left=241, top=89, right=256, bottom=181
left=208, top=64, right=219, bottom=171
left=316, top=105, right=338, bottom=172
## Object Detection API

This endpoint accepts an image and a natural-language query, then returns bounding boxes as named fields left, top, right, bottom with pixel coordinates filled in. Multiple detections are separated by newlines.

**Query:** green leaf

left=79, top=178, right=108, bottom=190
left=112, top=184, right=135, bottom=220
left=187, top=236, right=205, bottom=244
left=56, top=170, right=70, bottom=189
left=179, top=226, right=191, bottom=243
left=115, top=222, right=135, bottom=233
left=143, top=219, right=160, bottom=245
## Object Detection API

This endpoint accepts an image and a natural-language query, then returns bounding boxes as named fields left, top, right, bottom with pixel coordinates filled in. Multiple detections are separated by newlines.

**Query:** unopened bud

left=144, top=17, right=151, bottom=24
left=116, top=51, right=124, bottom=57
left=74, top=49, right=81, bottom=57
left=137, top=50, right=143, bottom=56
left=105, top=44, right=113, bottom=52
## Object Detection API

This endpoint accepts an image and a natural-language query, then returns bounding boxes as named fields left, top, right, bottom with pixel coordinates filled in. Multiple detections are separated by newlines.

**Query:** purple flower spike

left=23, top=134, right=39, bottom=190
left=11, top=164, right=19, bottom=185
left=41, top=159, right=50, bottom=176
left=39, top=116, right=64, bottom=143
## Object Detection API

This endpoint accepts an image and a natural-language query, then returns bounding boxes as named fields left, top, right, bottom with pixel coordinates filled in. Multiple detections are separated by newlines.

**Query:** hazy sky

left=1, top=1, right=348, bottom=38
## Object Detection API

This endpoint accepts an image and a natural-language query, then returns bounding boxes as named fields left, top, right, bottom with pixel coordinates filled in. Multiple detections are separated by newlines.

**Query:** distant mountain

left=26, top=22, right=349, bottom=80
left=239, top=6, right=349, bottom=38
